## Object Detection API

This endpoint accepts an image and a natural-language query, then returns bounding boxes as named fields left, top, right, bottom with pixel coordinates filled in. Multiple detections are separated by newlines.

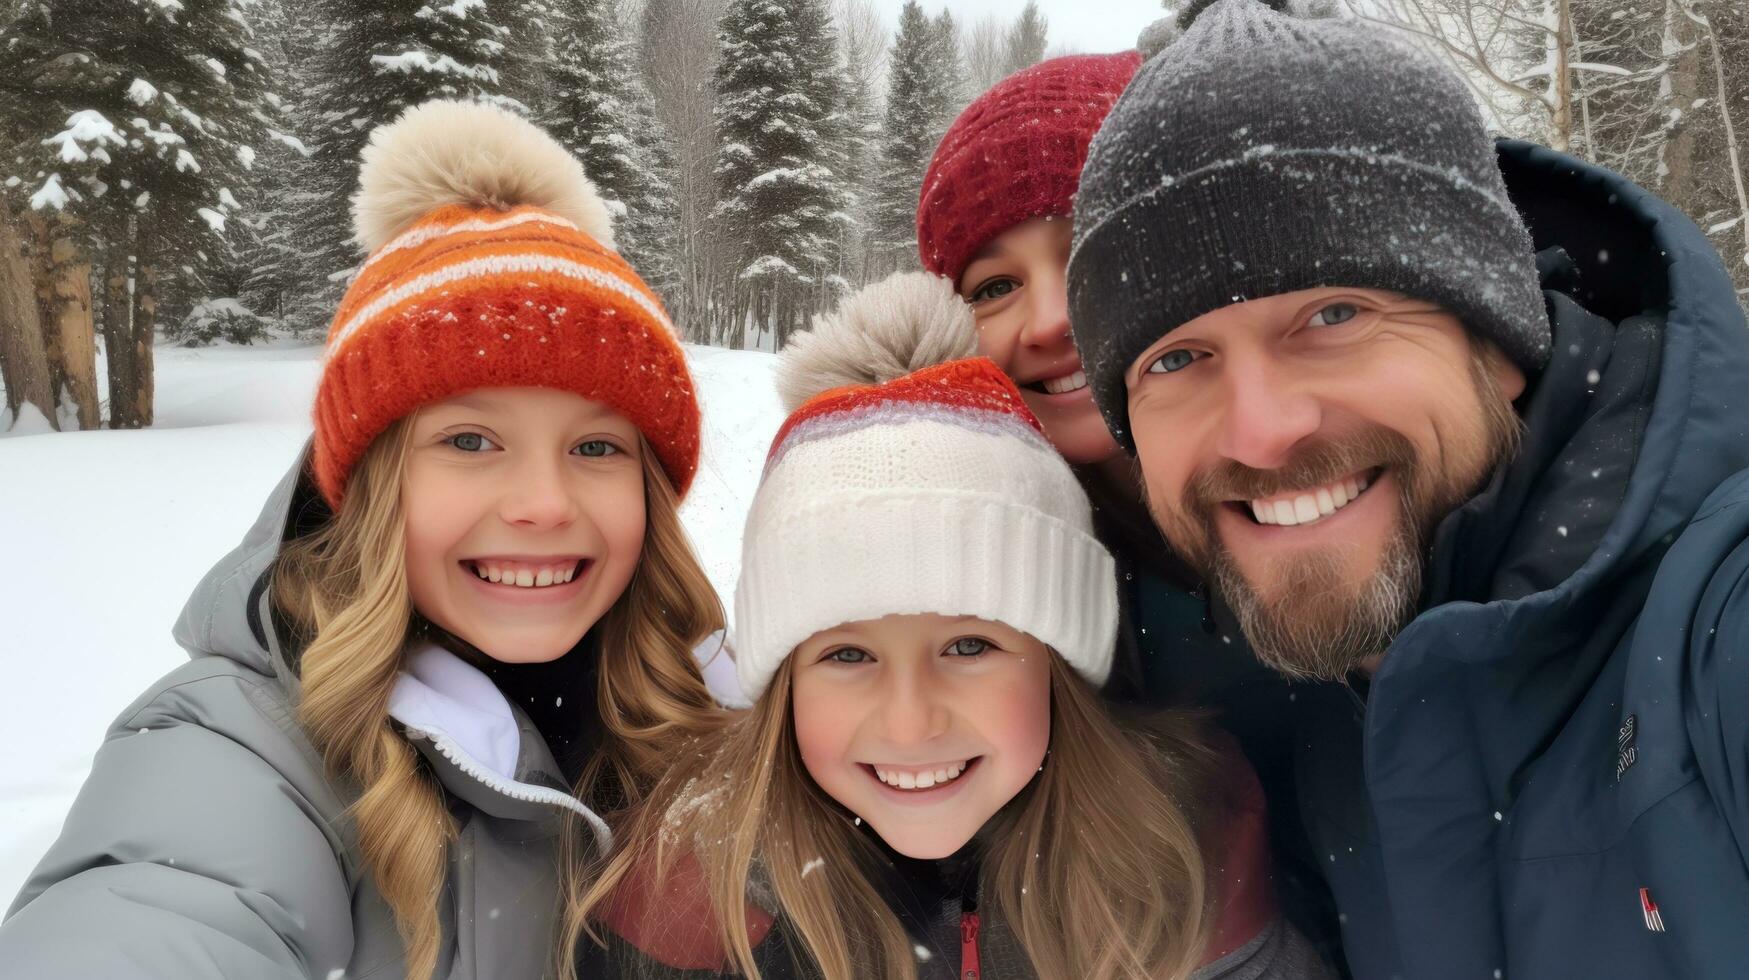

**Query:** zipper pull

left=960, top=911, right=981, bottom=980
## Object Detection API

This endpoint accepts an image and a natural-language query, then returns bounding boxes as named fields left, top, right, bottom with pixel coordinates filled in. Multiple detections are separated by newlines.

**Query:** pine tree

left=290, top=0, right=530, bottom=333
left=794, top=0, right=857, bottom=305
left=833, top=0, right=890, bottom=286
left=712, top=0, right=852, bottom=347
left=0, top=0, right=271, bottom=426
left=1002, top=1, right=1049, bottom=77
left=226, top=0, right=320, bottom=337
left=636, top=0, right=731, bottom=340
left=545, top=0, right=683, bottom=305
left=930, top=10, right=966, bottom=127
left=867, top=0, right=958, bottom=276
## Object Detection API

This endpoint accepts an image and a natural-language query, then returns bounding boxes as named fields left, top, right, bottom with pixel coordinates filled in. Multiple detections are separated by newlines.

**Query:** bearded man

left=1068, top=2, right=1749, bottom=978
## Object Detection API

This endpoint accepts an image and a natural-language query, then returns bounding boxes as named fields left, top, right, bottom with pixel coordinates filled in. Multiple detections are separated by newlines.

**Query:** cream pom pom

left=350, top=99, right=615, bottom=253
left=776, top=271, right=981, bottom=412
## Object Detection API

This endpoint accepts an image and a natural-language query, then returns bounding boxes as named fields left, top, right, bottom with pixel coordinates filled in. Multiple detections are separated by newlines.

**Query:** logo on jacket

left=1615, top=714, right=1638, bottom=782
left=1640, top=887, right=1665, bottom=932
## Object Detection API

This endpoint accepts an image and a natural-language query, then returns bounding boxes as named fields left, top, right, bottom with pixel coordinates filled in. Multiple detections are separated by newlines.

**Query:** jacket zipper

left=960, top=911, right=981, bottom=980
left=402, top=725, right=613, bottom=854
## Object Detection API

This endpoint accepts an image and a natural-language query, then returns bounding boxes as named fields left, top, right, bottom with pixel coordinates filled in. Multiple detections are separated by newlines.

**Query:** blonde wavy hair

left=273, top=417, right=725, bottom=980
left=567, top=651, right=1216, bottom=980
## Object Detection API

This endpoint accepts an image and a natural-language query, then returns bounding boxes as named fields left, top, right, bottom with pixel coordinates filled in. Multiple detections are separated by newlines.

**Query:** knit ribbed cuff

left=733, top=489, right=1118, bottom=698
left=1068, top=147, right=1551, bottom=453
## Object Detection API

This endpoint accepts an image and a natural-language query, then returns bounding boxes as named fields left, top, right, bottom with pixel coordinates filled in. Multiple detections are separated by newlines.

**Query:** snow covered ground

left=0, top=341, right=784, bottom=903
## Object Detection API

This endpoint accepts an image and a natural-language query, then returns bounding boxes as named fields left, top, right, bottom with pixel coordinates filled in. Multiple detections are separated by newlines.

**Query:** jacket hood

left=1360, top=141, right=1749, bottom=976
left=171, top=443, right=313, bottom=688
left=1389, top=141, right=1749, bottom=689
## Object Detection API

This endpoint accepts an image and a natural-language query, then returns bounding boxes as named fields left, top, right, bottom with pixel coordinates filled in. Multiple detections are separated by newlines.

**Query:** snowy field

left=0, top=341, right=784, bottom=903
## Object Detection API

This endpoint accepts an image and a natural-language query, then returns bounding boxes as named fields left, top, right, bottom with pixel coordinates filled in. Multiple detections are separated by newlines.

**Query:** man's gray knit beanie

left=1068, top=0, right=1551, bottom=452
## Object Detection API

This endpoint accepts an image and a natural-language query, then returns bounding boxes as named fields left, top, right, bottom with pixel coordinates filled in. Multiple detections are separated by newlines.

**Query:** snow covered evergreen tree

left=833, top=0, right=889, bottom=285
left=866, top=0, right=958, bottom=276
left=929, top=11, right=966, bottom=129
left=712, top=0, right=852, bottom=347
left=1002, top=1, right=1048, bottom=77
left=290, top=0, right=531, bottom=332
left=222, top=0, right=318, bottom=336
left=545, top=0, right=683, bottom=306
left=0, top=0, right=271, bottom=426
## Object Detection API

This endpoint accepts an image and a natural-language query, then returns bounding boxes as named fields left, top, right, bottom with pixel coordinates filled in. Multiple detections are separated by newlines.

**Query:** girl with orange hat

left=0, top=101, right=725, bottom=980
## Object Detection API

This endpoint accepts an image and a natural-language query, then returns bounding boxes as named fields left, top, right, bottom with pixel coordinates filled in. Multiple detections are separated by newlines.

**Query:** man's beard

left=1149, top=353, right=1523, bottom=682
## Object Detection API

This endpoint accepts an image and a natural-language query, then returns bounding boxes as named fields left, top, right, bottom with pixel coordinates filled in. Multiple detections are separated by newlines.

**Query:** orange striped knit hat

left=312, top=100, right=699, bottom=508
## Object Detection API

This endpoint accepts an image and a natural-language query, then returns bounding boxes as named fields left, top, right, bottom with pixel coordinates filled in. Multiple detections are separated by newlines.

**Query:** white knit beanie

left=735, top=274, right=1118, bottom=699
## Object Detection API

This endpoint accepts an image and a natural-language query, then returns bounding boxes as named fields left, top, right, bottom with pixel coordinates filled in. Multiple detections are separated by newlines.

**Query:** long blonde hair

left=569, top=652, right=1215, bottom=980
left=273, top=419, right=725, bottom=980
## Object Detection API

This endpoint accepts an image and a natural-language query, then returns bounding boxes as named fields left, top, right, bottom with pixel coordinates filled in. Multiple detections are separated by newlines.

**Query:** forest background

left=1, top=0, right=1745, bottom=434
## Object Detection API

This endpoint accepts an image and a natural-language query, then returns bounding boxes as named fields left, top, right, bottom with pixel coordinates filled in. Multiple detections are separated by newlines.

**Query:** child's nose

left=498, top=454, right=580, bottom=529
left=873, top=668, right=951, bottom=746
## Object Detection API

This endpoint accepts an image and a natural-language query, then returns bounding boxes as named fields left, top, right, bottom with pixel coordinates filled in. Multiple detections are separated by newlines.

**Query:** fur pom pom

left=1138, top=16, right=1182, bottom=58
left=1175, top=0, right=1289, bottom=30
left=351, top=99, right=615, bottom=253
left=775, top=272, right=979, bottom=412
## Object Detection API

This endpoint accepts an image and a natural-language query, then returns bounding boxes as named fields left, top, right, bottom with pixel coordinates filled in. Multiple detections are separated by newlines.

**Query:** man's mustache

left=1183, top=428, right=1418, bottom=508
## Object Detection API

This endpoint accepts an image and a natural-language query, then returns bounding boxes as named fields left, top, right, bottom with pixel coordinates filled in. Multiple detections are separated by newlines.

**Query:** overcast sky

left=866, top=0, right=1168, bottom=57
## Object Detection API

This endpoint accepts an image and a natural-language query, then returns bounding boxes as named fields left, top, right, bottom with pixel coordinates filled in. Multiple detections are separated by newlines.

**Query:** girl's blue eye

left=948, top=637, right=990, bottom=657
left=1309, top=302, right=1359, bottom=327
left=446, top=432, right=497, bottom=452
left=825, top=647, right=871, bottom=664
left=969, top=278, right=1018, bottom=303
left=1146, top=349, right=1202, bottom=374
left=574, top=440, right=619, bottom=458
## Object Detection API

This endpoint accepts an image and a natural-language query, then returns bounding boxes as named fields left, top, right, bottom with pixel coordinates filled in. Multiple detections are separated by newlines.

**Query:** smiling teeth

left=1041, top=369, right=1088, bottom=395
left=470, top=560, right=578, bottom=588
left=1251, top=474, right=1371, bottom=527
left=874, top=761, right=969, bottom=790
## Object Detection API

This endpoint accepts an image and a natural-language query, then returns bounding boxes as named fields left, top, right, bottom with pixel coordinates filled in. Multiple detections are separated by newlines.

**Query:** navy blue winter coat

left=1131, top=141, right=1749, bottom=980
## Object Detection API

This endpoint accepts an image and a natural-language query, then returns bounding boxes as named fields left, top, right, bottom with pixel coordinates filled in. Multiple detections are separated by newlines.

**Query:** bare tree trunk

left=1548, top=0, right=1575, bottom=152
left=1690, top=0, right=1749, bottom=269
left=1661, top=0, right=1704, bottom=207
left=0, top=213, right=57, bottom=429
left=102, top=231, right=138, bottom=429
left=26, top=211, right=100, bottom=429
left=120, top=222, right=157, bottom=428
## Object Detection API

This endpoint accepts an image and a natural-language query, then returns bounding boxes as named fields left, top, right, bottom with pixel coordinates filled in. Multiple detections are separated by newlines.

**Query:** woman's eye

left=573, top=440, right=620, bottom=458
left=1308, top=302, right=1360, bottom=327
left=947, top=637, right=990, bottom=657
left=825, top=647, right=871, bottom=664
left=445, top=432, right=498, bottom=452
left=1145, top=349, right=1203, bottom=374
left=969, top=278, right=1018, bottom=303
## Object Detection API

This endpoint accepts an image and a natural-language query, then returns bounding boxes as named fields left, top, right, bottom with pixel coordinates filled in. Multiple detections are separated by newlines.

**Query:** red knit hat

left=916, top=51, right=1143, bottom=285
left=312, top=100, right=700, bottom=508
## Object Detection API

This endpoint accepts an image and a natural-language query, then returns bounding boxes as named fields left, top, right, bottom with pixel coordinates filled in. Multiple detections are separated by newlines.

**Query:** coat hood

left=1360, top=141, right=1749, bottom=976
left=171, top=444, right=311, bottom=689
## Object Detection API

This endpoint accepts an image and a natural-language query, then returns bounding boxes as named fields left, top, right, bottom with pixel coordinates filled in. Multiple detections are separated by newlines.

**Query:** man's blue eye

left=1147, top=349, right=1200, bottom=374
left=575, top=440, right=618, bottom=457
left=1310, top=303, right=1359, bottom=327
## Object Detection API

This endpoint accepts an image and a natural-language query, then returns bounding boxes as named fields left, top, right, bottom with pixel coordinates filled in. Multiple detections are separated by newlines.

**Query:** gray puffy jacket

left=1, top=452, right=611, bottom=979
